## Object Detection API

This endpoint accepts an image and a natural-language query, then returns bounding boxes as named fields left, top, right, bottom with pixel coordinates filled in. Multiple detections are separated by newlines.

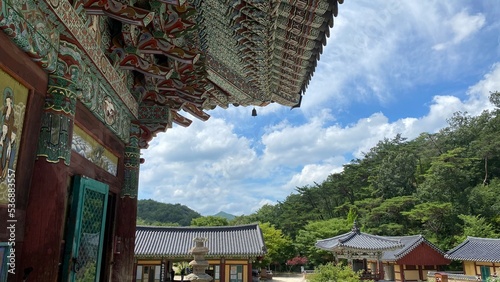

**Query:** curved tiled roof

left=193, top=0, right=343, bottom=108
left=135, top=224, right=266, bottom=258
left=445, top=237, right=500, bottom=263
left=315, top=224, right=404, bottom=252
left=3, top=0, right=345, bottom=148
left=380, top=235, right=446, bottom=261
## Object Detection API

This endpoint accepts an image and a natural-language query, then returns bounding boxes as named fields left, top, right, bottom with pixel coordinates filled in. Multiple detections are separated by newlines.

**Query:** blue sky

left=138, top=1, right=500, bottom=216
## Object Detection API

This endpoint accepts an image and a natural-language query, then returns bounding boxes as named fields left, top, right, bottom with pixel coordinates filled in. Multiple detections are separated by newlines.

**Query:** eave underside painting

left=0, top=0, right=343, bottom=147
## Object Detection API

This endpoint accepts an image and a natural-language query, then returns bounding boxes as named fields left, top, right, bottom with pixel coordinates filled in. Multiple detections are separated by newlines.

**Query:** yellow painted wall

left=450, top=261, right=500, bottom=279
left=404, top=270, right=419, bottom=280
left=137, top=258, right=253, bottom=282
left=243, top=265, right=248, bottom=281
left=395, top=271, right=402, bottom=280
left=464, top=261, right=475, bottom=275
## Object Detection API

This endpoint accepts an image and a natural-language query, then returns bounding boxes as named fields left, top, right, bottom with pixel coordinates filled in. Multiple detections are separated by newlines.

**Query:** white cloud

left=465, top=62, right=500, bottom=114
left=284, top=162, right=344, bottom=189
left=137, top=1, right=499, bottom=216
left=304, top=2, right=489, bottom=118
left=139, top=62, right=500, bottom=215
left=433, top=10, right=485, bottom=51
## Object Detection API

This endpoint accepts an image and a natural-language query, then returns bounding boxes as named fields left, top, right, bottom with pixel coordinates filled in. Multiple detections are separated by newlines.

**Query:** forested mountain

left=232, top=92, right=500, bottom=268
left=137, top=199, right=201, bottom=226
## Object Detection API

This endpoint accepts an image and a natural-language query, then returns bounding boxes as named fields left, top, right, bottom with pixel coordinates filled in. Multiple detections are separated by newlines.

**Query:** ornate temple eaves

left=1, top=0, right=343, bottom=146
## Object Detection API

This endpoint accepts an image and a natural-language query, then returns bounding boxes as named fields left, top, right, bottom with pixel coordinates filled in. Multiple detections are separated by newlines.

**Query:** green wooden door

left=480, top=265, right=491, bottom=281
left=63, top=176, right=109, bottom=282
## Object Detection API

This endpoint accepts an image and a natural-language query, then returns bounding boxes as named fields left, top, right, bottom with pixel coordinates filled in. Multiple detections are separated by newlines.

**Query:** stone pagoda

left=186, top=237, right=213, bottom=281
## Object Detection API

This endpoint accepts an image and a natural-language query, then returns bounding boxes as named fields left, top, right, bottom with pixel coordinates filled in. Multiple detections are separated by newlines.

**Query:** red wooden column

left=248, top=260, right=253, bottom=282
left=20, top=61, right=79, bottom=281
left=112, top=123, right=141, bottom=281
left=0, top=30, right=48, bottom=282
left=220, top=258, right=226, bottom=282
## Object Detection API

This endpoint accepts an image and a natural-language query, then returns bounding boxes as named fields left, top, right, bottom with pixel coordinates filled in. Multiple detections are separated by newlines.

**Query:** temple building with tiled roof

left=377, top=235, right=450, bottom=282
left=316, top=223, right=403, bottom=281
left=0, top=0, right=344, bottom=280
left=445, top=237, right=500, bottom=280
left=316, top=224, right=450, bottom=282
left=135, top=224, right=266, bottom=282
left=315, top=223, right=404, bottom=255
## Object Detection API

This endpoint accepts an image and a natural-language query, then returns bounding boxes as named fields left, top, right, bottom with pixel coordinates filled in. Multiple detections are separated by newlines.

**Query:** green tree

left=454, top=214, right=499, bottom=242
left=417, top=148, right=478, bottom=209
left=346, top=207, right=357, bottom=225
left=364, top=196, right=417, bottom=235
left=258, top=222, right=293, bottom=269
left=402, top=202, right=457, bottom=249
left=308, top=263, right=368, bottom=282
left=468, top=179, right=500, bottom=228
left=136, top=217, right=179, bottom=226
left=489, top=91, right=500, bottom=107
left=173, top=261, right=190, bottom=275
left=294, top=218, right=351, bottom=266
left=232, top=204, right=280, bottom=226
left=469, top=109, right=500, bottom=185
left=296, top=184, right=334, bottom=220
left=191, top=216, right=229, bottom=226
left=370, top=150, right=417, bottom=199
left=274, top=194, right=321, bottom=239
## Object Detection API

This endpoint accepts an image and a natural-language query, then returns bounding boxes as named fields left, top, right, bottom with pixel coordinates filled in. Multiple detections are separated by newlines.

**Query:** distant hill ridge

left=137, top=199, right=237, bottom=226
left=137, top=199, right=201, bottom=226
left=213, top=211, right=236, bottom=220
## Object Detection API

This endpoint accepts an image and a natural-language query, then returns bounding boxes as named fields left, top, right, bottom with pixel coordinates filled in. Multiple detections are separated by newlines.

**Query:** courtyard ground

left=173, top=273, right=306, bottom=282
left=266, top=273, right=306, bottom=282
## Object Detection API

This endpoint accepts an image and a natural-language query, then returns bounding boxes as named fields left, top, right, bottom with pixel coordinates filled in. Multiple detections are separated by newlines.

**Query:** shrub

left=307, top=262, right=372, bottom=282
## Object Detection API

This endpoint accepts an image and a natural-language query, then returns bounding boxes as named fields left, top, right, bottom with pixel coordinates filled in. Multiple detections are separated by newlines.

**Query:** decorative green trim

left=37, top=113, right=74, bottom=165
left=0, top=0, right=60, bottom=72
left=36, top=74, right=77, bottom=165
left=121, top=123, right=140, bottom=198
left=44, top=83, right=78, bottom=115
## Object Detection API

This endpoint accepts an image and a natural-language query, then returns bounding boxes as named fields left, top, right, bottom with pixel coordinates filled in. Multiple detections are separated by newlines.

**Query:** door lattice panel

left=75, top=189, right=106, bottom=281
left=62, top=176, right=109, bottom=282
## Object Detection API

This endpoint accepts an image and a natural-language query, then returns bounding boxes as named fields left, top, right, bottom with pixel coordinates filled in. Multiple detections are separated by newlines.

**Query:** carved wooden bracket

left=84, top=0, right=154, bottom=26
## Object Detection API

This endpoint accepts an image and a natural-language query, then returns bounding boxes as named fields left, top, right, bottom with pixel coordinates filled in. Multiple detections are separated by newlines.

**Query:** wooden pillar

left=20, top=70, right=78, bottom=281
left=399, top=264, right=404, bottom=282
left=0, top=30, right=48, bottom=282
left=220, top=258, right=226, bottom=282
left=248, top=260, right=253, bottom=282
left=377, top=253, right=384, bottom=281
left=112, top=123, right=141, bottom=281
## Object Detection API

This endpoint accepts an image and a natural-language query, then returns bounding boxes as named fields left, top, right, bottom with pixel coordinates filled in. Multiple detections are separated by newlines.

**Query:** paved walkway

left=268, top=274, right=306, bottom=282
left=173, top=273, right=306, bottom=282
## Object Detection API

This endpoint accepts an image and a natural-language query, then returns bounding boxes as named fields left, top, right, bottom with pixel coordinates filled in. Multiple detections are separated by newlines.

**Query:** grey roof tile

left=380, top=235, right=446, bottom=261
left=315, top=228, right=403, bottom=252
left=446, top=237, right=500, bottom=263
left=135, top=224, right=267, bottom=258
